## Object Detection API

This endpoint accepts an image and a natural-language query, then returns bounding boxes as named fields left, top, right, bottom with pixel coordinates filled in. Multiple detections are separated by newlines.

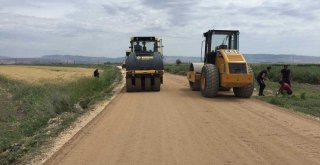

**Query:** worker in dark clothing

left=281, top=65, right=291, bottom=86
left=93, top=69, right=99, bottom=78
left=142, top=41, right=147, bottom=51
left=134, top=41, right=142, bottom=52
left=256, top=66, right=271, bottom=96
left=276, top=80, right=292, bottom=95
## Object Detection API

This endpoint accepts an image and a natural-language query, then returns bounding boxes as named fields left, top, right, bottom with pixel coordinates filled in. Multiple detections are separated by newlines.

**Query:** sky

left=0, top=0, right=320, bottom=58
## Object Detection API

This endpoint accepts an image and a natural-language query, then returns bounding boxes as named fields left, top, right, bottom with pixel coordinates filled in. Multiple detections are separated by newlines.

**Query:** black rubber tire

left=152, top=77, right=161, bottom=91
left=135, top=78, right=142, bottom=91
left=145, top=77, right=152, bottom=91
left=233, top=65, right=254, bottom=98
left=126, top=78, right=134, bottom=92
left=200, top=64, right=219, bottom=97
left=233, top=83, right=254, bottom=98
left=189, top=81, right=200, bottom=91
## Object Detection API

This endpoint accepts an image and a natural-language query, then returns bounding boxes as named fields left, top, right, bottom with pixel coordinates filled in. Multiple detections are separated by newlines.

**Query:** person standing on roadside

left=281, top=64, right=291, bottom=86
left=256, top=66, right=272, bottom=96
left=93, top=69, right=100, bottom=78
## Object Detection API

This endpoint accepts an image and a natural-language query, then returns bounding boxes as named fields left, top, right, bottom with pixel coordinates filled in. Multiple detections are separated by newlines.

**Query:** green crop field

left=164, top=64, right=189, bottom=75
left=0, top=65, right=121, bottom=164
left=251, top=64, right=320, bottom=84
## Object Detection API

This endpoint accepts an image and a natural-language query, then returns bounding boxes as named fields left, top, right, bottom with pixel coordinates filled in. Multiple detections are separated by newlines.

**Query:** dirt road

left=45, top=73, right=320, bottom=165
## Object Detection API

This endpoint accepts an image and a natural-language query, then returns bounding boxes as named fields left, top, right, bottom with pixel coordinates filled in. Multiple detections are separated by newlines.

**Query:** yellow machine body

left=187, top=49, right=253, bottom=88
left=187, top=29, right=253, bottom=97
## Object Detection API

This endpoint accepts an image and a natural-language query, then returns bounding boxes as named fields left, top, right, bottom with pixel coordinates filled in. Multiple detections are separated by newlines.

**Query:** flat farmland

left=0, top=65, right=121, bottom=164
left=0, top=65, right=94, bottom=84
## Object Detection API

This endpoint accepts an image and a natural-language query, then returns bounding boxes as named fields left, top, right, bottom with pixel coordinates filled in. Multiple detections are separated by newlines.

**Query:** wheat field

left=0, top=65, right=95, bottom=84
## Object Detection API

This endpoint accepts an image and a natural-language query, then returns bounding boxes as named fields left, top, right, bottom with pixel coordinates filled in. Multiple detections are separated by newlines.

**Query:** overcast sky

left=0, top=0, right=320, bottom=58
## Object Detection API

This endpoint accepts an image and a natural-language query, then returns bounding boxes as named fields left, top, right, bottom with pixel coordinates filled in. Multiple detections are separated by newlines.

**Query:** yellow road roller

left=187, top=29, right=254, bottom=97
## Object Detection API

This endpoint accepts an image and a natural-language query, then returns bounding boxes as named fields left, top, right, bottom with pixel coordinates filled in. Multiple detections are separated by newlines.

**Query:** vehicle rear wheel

left=135, top=78, right=142, bottom=91
left=233, top=65, right=254, bottom=98
left=145, top=77, right=152, bottom=91
left=200, top=64, right=219, bottom=97
left=126, top=78, right=134, bottom=92
left=189, top=81, right=200, bottom=91
left=152, top=77, right=161, bottom=91
left=233, top=83, right=254, bottom=98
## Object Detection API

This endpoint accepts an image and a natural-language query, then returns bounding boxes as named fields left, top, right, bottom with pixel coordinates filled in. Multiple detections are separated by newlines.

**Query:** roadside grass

left=164, top=64, right=189, bottom=75
left=164, top=63, right=320, bottom=118
left=0, top=65, right=121, bottom=164
left=255, top=81, right=320, bottom=117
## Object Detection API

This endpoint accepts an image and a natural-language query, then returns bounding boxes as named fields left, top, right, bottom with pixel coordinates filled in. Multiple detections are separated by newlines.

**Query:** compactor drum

left=125, top=36, right=164, bottom=92
left=187, top=30, right=254, bottom=98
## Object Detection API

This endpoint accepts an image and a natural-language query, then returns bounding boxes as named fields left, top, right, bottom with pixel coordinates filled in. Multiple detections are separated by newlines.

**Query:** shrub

left=300, top=92, right=306, bottom=100
left=176, top=59, right=182, bottom=65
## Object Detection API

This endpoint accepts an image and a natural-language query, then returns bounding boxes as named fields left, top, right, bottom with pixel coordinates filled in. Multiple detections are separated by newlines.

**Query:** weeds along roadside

left=251, top=64, right=320, bottom=117
left=0, top=65, right=121, bottom=164
left=164, top=64, right=189, bottom=75
left=254, top=81, right=320, bottom=118
left=164, top=64, right=320, bottom=118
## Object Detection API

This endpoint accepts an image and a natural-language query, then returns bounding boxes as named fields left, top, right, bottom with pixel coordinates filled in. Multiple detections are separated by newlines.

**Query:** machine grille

left=227, top=55, right=243, bottom=61
left=229, top=63, right=247, bottom=74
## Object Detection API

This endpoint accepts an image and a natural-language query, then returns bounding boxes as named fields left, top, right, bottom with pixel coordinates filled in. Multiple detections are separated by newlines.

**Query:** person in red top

left=276, top=80, right=292, bottom=95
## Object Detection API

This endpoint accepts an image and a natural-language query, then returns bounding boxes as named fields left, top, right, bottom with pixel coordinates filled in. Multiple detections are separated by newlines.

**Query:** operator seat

left=218, top=44, right=228, bottom=49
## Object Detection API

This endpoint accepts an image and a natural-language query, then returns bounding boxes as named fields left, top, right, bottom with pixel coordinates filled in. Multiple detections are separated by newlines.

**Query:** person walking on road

left=281, top=65, right=291, bottom=86
left=256, top=66, right=271, bottom=96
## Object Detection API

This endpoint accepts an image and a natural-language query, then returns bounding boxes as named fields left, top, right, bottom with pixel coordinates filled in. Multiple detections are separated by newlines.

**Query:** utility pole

left=292, top=55, right=295, bottom=64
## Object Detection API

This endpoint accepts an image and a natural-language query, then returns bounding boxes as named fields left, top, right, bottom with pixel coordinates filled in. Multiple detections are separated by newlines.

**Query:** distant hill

left=0, top=55, right=124, bottom=65
left=244, top=54, right=320, bottom=64
left=0, top=56, right=11, bottom=59
left=41, top=55, right=124, bottom=64
left=1, top=54, right=320, bottom=64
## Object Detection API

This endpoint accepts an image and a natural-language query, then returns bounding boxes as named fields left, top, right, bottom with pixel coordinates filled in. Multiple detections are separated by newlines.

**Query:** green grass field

left=164, top=63, right=320, bottom=118
left=0, top=65, right=121, bottom=164
left=251, top=64, right=320, bottom=117
left=164, top=64, right=189, bottom=75
left=255, top=81, right=320, bottom=117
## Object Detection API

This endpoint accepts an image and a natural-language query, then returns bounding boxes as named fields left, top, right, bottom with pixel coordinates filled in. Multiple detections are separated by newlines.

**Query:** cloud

left=142, top=0, right=198, bottom=26
left=0, top=0, right=320, bottom=57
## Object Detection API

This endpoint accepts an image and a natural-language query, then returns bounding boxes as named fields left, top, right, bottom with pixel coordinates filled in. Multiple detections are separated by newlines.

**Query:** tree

left=176, top=59, right=182, bottom=65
